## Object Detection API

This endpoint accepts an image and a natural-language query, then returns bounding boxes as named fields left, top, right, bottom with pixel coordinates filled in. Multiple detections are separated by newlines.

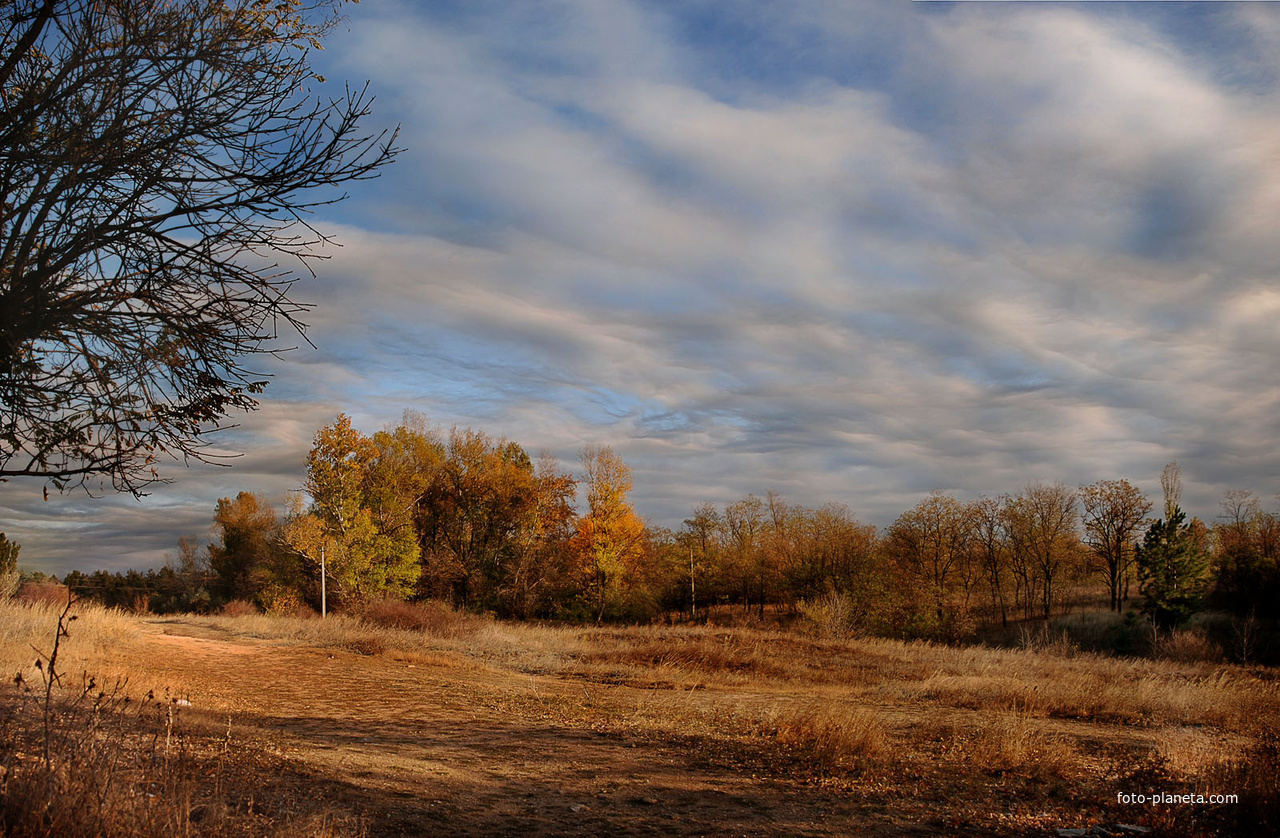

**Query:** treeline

left=64, top=415, right=1280, bottom=637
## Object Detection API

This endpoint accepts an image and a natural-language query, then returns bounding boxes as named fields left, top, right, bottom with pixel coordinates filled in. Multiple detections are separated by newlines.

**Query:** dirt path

left=130, top=621, right=944, bottom=837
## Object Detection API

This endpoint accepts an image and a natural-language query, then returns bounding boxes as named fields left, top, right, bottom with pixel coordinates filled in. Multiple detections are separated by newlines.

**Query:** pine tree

left=1135, top=507, right=1209, bottom=631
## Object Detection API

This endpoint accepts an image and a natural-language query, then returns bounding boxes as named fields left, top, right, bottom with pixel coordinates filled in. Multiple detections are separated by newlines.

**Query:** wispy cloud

left=7, top=1, right=1280, bottom=573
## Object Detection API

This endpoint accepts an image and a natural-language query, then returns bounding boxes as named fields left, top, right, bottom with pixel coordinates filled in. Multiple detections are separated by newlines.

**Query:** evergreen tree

left=1135, top=507, right=1209, bottom=631
left=0, top=532, right=19, bottom=575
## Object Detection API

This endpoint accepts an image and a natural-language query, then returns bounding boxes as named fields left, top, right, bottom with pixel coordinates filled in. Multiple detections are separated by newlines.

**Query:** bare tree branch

left=0, top=0, right=400, bottom=494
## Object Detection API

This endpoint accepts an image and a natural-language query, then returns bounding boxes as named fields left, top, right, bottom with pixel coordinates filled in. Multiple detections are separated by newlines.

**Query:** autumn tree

left=884, top=490, right=974, bottom=637
left=0, top=0, right=397, bottom=494
left=416, top=426, right=575, bottom=614
left=282, top=414, right=420, bottom=604
left=678, top=502, right=723, bottom=617
left=502, top=453, right=578, bottom=617
left=968, top=496, right=1011, bottom=627
left=723, top=493, right=767, bottom=616
left=572, top=444, right=646, bottom=623
left=1078, top=479, right=1152, bottom=612
left=1004, top=482, right=1081, bottom=620
left=788, top=501, right=883, bottom=631
left=1211, top=490, right=1280, bottom=618
left=208, top=491, right=297, bottom=608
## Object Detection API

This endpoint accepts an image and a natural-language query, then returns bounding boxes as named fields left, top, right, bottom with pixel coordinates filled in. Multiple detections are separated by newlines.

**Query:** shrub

left=798, top=589, right=861, bottom=639
left=1151, top=628, right=1223, bottom=663
left=16, top=580, right=70, bottom=607
left=219, top=599, right=260, bottom=617
left=354, top=596, right=483, bottom=639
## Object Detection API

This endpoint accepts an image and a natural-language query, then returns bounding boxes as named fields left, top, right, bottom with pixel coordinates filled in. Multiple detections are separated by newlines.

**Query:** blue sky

left=7, top=0, right=1280, bottom=574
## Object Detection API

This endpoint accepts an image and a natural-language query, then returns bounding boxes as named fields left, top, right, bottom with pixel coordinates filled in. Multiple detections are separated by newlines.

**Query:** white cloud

left=8, top=2, right=1280, bottom=573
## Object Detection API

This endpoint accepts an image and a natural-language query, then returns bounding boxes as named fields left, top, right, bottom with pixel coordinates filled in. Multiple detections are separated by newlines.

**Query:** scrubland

left=1, top=596, right=1276, bottom=837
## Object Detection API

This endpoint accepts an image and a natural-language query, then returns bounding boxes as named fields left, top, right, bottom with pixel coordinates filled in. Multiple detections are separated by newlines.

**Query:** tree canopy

left=0, top=0, right=397, bottom=494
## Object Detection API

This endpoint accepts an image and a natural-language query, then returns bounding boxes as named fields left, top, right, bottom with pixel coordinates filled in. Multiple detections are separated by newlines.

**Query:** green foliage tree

left=282, top=414, right=420, bottom=604
left=1136, top=507, right=1210, bottom=631
left=209, top=491, right=299, bottom=608
left=0, top=0, right=397, bottom=494
left=0, top=531, right=19, bottom=575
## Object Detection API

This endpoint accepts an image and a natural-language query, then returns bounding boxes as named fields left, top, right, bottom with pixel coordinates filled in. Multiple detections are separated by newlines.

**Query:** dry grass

left=1151, top=627, right=1225, bottom=663
left=0, top=598, right=366, bottom=838
left=3, top=595, right=1277, bottom=836
left=0, top=597, right=139, bottom=682
left=745, top=701, right=886, bottom=774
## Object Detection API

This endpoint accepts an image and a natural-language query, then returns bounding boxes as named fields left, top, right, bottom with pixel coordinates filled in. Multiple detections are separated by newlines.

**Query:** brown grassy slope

left=3, top=598, right=1277, bottom=837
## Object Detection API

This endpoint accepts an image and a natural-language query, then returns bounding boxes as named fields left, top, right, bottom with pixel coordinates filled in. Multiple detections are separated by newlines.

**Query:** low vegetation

left=2, top=594, right=1275, bottom=836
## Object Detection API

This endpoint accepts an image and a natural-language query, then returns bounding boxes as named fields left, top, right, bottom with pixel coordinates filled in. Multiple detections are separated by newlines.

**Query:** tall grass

left=0, top=598, right=366, bottom=838
left=5, top=594, right=1275, bottom=836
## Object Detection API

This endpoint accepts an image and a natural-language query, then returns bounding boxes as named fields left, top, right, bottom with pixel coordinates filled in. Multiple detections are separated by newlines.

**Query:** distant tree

left=884, top=490, right=974, bottom=636
left=503, top=453, right=578, bottom=618
left=1004, top=482, right=1081, bottom=620
left=209, top=491, right=296, bottom=607
left=723, top=493, right=767, bottom=616
left=1211, top=490, right=1280, bottom=619
left=0, top=531, right=19, bottom=575
left=414, top=426, right=576, bottom=614
left=679, top=502, right=723, bottom=617
left=968, top=496, right=1011, bottom=628
left=1160, top=461, right=1183, bottom=522
left=0, top=0, right=398, bottom=494
left=283, top=415, right=420, bottom=604
left=1079, top=479, right=1152, bottom=612
left=153, top=537, right=215, bottom=612
left=1136, top=507, right=1210, bottom=631
left=789, top=501, right=883, bottom=631
left=572, top=445, right=646, bottom=623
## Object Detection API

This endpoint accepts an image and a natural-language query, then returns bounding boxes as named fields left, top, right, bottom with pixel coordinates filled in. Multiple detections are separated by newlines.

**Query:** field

left=1, top=597, right=1276, bottom=837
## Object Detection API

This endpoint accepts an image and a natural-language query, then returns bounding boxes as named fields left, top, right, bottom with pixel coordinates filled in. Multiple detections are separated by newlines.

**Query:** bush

left=354, top=597, right=483, bottom=639
left=798, top=589, right=861, bottom=639
left=219, top=599, right=260, bottom=617
left=1150, top=628, right=1223, bottom=663
left=16, top=581, right=70, bottom=607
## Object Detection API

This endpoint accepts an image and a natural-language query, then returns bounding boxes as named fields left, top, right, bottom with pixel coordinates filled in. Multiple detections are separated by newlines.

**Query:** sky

left=6, top=0, right=1280, bottom=575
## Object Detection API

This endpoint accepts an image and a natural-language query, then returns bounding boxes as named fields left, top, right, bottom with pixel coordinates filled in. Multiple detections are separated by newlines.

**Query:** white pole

left=321, top=544, right=327, bottom=619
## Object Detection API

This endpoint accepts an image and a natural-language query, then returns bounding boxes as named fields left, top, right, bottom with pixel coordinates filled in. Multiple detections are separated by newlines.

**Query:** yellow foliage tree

left=572, top=445, right=646, bottom=622
left=282, top=414, right=420, bottom=604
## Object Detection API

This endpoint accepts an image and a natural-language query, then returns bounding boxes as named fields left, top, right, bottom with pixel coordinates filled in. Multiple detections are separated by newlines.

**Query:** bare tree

left=1004, top=482, right=1080, bottom=620
left=968, top=495, right=1010, bottom=627
left=1079, top=479, right=1152, bottom=612
left=0, top=0, right=398, bottom=494
left=885, top=490, right=974, bottom=633
left=1160, top=461, right=1183, bottom=522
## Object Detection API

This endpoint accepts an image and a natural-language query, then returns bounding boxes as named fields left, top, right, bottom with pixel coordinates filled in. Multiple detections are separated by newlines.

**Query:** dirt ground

left=122, top=619, right=1028, bottom=837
